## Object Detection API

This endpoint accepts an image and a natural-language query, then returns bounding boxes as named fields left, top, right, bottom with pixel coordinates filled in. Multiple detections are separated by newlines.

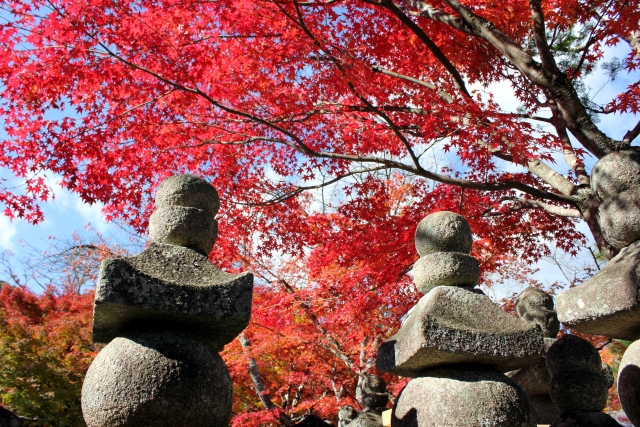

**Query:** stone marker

left=507, top=288, right=561, bottom=424
left=548, top=410, right=622, bottom=427
left=546, top=335, right=614, bottom=426
left=81, top=174, right=253, bottom=427
left=378, top=212, right=543, bottom=426
left=346, top=375, right=388, bottom=427
left=618, top=339, right=640, bottom=427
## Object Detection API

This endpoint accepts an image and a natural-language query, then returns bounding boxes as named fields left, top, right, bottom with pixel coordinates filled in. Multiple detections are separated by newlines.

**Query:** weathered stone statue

left=506, top=287, right=561, bottom=424
left=377, top=211, right=544, bottom=427
left=345, top=374, right=389, bottom=427
left=546, top=335, right=618, bottom=427
left=555, top=149, right=640, bottom=425
left=80, top=175, right=253, bottom=427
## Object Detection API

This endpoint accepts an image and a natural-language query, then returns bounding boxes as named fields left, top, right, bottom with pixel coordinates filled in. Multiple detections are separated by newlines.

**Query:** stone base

left=391, top=368, right=534, bottom=427
left=556, top=240, right=640, bottom=340
left=529, top=395, right=561, bottom=425
left=81, top=332, right=232, bottom=427
left=92, top=242, right=253, bottom=350
left=377, top=287, right=544, bottom=376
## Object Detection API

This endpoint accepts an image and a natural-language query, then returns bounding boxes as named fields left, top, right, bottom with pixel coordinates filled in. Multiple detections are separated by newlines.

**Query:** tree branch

left=623, top=119, right=640, bottom=145
left=528, top=0, right=560, bottom=75
left=375, top=0, right=472, bottom=98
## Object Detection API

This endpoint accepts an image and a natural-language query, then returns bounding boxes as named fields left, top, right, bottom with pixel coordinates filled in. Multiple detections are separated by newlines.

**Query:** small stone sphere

left=546, top=334, right=602, bottom=376
left=149, top=206, right=218, bottom=254
left=81, top=332, right=232, bottom=427
left=156, top=174, right=220, bottom=216
left=516, top=287, right=554, bottom=316
left=415, top=211, right=473, bottom=256
left=618, top=339, right=640, bottom=427
left=412, top=252, right=479, bottom=294
left=392, top=369, right=534, bottom=427
left=597, top=187, right=640, bottom=249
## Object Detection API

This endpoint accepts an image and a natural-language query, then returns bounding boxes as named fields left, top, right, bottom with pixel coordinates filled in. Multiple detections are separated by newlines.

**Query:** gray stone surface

left=391, top=369, right=535, bottom=427
left=549, top=411, right=622, bottom=427
left=591, top=148, right=640, bottom=201
left=546, top=335, right=610, bottom=413
left=149, top=206, right=218, bottom=255
left=415, top=211, right=472, bottom=256
left=516, top=287, right=554, bottom=314
left=92, top=242, right=253, bottom=350
left=412, top=252, right=479, bottom=294
left=347, top=411, right=383, bottom=427
left=618, top=339, right=640, bottom=427
left=81, top=332, right=232, bottom=427
left=549, top=370, right=609, bottom=412
left=516, top=287, right=560, bottom=338
left=556, top=240, right=640, bottom=339
left=546, top=335, right=602, bottom=375
left=598, top=187, right=640, bottom=250
left=528, top=395, right=561, bottom=425
left=506, top=359, right=550, bottom=396
left=376, top=286, right=544, bottom=376
left=339, top=407, right=358, bottom=427
left=155, top=174, right=220, bottom=215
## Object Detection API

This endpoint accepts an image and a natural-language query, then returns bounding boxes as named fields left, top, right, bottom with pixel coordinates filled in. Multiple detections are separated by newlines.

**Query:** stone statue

left=81, top=175, right=253, bottom=427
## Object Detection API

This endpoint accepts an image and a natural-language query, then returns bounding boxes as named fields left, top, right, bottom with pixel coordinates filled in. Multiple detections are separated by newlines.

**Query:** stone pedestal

left=81, top=175, right=253, bottom=427
left=378, top=212, right=543, bottom=427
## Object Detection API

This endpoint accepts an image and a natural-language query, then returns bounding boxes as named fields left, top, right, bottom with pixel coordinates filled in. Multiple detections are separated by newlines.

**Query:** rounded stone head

left=591, top=148, right=640, bottom=201
left=415, top=211, right=473, bottom=256
left=149, top=175, right=220, bottom=255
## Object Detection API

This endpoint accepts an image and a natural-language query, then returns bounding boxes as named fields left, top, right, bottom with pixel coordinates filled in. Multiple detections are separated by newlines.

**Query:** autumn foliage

left=0, top=0, right=639, bottom=424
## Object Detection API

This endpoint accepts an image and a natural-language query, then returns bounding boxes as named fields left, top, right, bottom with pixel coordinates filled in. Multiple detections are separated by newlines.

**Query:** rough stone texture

left=602, top=363, right=614, bottom=389
left=155, top=174, right=220, bottom=215
left=516, top=287, right=560, bottom=338
left=339, top=407, right=358, bottom=427
left=549, top=370, right=609, bottom=412
left=377, top=287, right=544, bottom=376
left=391, top=369, right=535, bottom=427
left=549, top=411, right=623, bottom=427
left=0, top=407, right=23, bottom=427
left=546, top=335, right=602, bottom=375
left=506, top=359, right=550, bottom=396
left=546, top=335, right=610, bottom=413
left=556, top=239, right=640, bottom=340
left=516, top=287, right=554, bottom=314
left=598, top=187, right=640, bottom=250
left=414, top=211, right=473, bottom=256
left=590, top=147, right=640, bottom=201
left=81, top=332, right=232, bottom=427
left=92, top=242, right=253, bottom=350
left=347, top=411, right=383, bottom=427
left=528, top=395, right=561, bottom=425
left=618, top=339, right=640, bottom=427
left=149, top=206, right=218, bottom=254
left=412, top=252, right=479, bottom=294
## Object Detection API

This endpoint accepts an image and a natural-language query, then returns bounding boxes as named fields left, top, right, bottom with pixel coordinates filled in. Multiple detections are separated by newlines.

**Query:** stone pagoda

left=81, top=174, right=253, bottom=427
left=377, top=211, right=545, bottom=426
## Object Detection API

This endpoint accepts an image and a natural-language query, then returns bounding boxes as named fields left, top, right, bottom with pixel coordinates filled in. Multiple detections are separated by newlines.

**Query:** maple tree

left=0, top=233, right=129, bottom=426
left=0, top=0, right=639, bottom=424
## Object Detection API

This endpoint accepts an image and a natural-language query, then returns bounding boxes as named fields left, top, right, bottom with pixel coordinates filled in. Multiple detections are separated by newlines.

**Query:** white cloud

left=0, top=215, right=17, bottom=250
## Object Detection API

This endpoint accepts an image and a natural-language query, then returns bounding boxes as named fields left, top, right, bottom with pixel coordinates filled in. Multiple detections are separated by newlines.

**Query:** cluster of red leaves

left=0, top=284, right=98, bottom=427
